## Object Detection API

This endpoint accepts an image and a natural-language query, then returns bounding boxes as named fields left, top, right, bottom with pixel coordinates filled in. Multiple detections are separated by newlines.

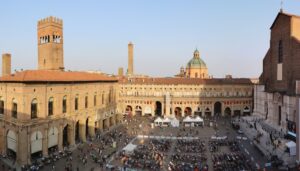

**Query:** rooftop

left=0, top=70, right=118, bottom=83
left=119, top=77, right=254, bottom=85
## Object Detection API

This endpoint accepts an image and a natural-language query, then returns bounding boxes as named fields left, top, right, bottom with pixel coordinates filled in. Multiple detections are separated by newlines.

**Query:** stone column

left=42, top=129, right=48, bottom=157
left=80, top=122, right=86, bottom=142
left=58, top=124, right=63, bottom=151
left=69, top=124, right=75, bottom=146
left=296, top=97, right=300, bottom=162
left=88, top=120, right=95, bottom=137
left=18, top=127, right=29, bottom=165
left=99, top=120, right=103, bottom=131
left=1, top=127, right=6, bottom=155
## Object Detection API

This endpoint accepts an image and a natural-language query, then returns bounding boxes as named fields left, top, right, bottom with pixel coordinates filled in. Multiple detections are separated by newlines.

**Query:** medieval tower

left=37, top=16, right=64, bottom=70
left=127, top=42, right=134, bottom=76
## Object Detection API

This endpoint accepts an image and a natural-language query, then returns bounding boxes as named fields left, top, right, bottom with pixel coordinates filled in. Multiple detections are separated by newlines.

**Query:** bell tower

left=37, top=16, right=64, bottom=70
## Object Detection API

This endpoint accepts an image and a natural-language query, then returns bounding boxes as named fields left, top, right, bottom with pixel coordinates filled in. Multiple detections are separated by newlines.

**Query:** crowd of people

left=118, top=142, right=165, bottom=170
left=212, top=152, right=254, bottom=171
left=175, top=139, right=206, bottom=153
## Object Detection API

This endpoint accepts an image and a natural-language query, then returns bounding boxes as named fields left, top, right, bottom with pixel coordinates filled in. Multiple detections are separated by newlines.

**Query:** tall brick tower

left=37, top=16, right=64, bottom=70
left=127, top=42, right=134, bottom=76
left=2, top=53, right=11, bottom=76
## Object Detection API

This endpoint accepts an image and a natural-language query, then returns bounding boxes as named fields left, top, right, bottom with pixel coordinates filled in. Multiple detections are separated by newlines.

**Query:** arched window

left=278, top=40, right=283, bottom=63
left=195, top=73, right=198, bottom=78
left=75, top=95, right=78, bottom=111
left=12, top=99, right=17, bottom=118
left=62, top=96, right=67, bottom=113
left=48, top=97, right=54, bottom=116
left=31, top=99, right=38, bottom=119
left=0, top=97, right=4, bottom=115
left=85, top=96, right=88, bottom=108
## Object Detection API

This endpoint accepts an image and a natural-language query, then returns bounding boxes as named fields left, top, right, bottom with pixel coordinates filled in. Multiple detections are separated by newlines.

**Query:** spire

left=280, top=0, right=283, bottom=13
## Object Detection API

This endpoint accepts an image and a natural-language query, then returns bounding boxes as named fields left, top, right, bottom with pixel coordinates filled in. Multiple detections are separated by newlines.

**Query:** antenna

left=280, top=0, right=283, bottom=12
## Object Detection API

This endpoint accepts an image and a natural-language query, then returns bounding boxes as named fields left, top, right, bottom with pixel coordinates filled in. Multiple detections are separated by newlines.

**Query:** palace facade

left=118, top=77, right=253, bottom=118
left=0, top=17, right=120, bottom=165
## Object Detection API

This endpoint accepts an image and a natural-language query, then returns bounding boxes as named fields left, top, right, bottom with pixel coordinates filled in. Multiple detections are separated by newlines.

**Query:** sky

left=0, top=0, right=300, bottom=78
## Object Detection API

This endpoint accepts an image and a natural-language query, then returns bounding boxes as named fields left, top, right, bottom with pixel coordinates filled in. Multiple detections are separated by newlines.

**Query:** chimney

left=118, top=67, right=124, bottom=77
left=2, top=53, right=11, bottom=76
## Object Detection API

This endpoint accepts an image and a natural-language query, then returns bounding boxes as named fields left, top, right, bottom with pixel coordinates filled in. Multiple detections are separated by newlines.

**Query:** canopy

left=123, top=143, right=137, bottom=154
left=154, top=117, right=163, bottom=123
left=170, top=118, right=179, bottom=127
left=183, top=116, right=194, bottom=122
left=285, top=141, right=296, bottom=156
left=194, top=116, right=204, bottom=122
left=162, top=117, right=171, bottom=123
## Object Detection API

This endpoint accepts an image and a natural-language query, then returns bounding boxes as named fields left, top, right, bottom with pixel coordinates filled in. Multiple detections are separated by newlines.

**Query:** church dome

left=186, top=49, right=207, bottom=68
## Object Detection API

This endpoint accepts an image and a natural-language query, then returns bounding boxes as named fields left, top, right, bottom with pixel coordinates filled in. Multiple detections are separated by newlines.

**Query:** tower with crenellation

left=37, top=16, right=64, bottom=70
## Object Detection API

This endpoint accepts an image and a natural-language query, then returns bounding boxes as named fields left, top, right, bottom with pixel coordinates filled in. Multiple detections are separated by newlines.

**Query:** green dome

left=187, top=49, right=206, bottom=68
left=187, top=58, right=207, bottom=68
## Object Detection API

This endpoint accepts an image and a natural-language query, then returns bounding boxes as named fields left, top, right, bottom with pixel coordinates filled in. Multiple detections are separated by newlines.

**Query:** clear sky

left=0, top=0, right=300, bottom=78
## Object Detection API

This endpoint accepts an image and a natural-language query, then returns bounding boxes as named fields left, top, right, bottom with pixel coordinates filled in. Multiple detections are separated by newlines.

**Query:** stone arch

left=204, top=107, right=211, bottom=118
left=6, top=130, right=17, bottom=159
left=184, top=107, right=192, bottom=117
left=135, top=105, right=142, bottom=116
left=214, top=101, right=222, bottom=116
left=174, top=107, right=182, bottom=118
left=125, top=105, right=133, bottom=115
left=48, top=127, right=58, bottom=153
left=30, top=131, right=43, bottom=159
left=224, top=107, right=231, bottom=116
left=155, top=101, right=162, bottom=116
left=194, top=106, right=201, bottom=116
left=63, top=124, right=72, bottom=147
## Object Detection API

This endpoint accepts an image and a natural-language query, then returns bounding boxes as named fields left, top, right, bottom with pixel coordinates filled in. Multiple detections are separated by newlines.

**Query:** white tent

left=194, top=116, right=204, bottom=122
left=183, top=116, right=193, bottom=122
left=170, top=118, right=180, bottom=127
left=161, top=117, right=171, bottom=127
left=162, top=117, right=171, bottom=123
left=154, top=117, right=163, bottom=126
left=285, top=141, right=296, bottom=156
left=123, top=143, right=137, bottom=155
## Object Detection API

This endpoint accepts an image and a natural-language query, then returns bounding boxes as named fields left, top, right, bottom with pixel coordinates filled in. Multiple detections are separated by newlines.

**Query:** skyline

left=1, top=0, right=300, bottom=78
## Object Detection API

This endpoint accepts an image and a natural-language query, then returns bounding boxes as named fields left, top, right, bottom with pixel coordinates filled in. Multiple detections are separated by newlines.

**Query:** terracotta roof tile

left=0, top=70, right=117, bottom=83
left=119, top=77, right=253, bottom=85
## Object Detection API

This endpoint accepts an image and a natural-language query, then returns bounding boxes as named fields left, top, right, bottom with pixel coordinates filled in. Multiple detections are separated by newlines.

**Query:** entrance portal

left=214, top=102, right=222, bottom=116
left=155, top=101, right=162, bottom=116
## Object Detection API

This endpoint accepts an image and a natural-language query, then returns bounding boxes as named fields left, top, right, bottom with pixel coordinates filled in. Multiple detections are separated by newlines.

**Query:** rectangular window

left=102, top=94, right=104, bottom=105
left=63, top=98, right=67, bottom=113
left=85, top=96, right=88, bottom=108
left=0, top=100, right=4, bottom=115
left=75, top=97, right=78, bottom=110
left=94, top=95, right=96, bottom=106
